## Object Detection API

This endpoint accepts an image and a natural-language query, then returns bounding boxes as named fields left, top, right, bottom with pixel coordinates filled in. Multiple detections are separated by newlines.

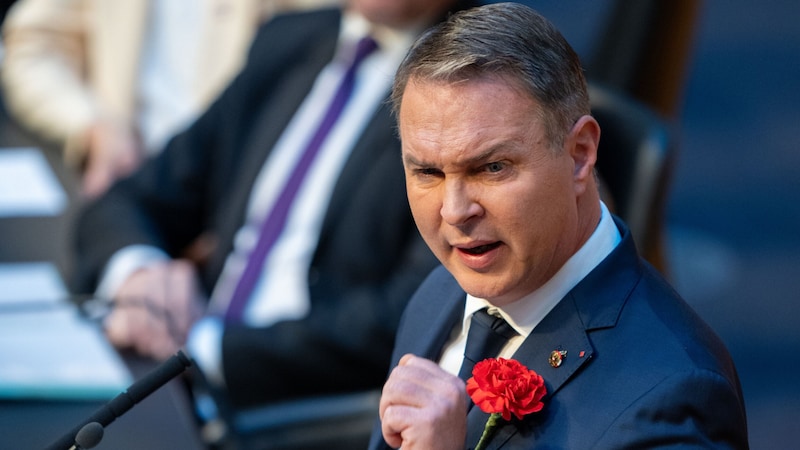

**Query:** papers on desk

left=0, top=147, right=67, bottom=217
left=0, top=261, right=67, bottom=303
left=0, top=262, right=133, bottom=400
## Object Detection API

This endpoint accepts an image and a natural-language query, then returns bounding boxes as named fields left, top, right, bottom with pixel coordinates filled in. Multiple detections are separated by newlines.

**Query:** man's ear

left=566, top=115, right=600, bottom=194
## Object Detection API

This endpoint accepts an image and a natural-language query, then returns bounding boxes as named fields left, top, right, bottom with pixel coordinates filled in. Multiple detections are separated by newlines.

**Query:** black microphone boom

left=47, top=350, right=192, bottom=450
left=71, top=422, right=104, bottom=449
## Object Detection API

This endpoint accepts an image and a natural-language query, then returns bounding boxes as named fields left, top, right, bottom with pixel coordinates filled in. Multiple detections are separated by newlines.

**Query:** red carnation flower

left=466, top=358, right=547, bottom=450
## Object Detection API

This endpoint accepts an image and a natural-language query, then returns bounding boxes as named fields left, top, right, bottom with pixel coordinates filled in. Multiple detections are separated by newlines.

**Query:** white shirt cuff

left=95, top=245, right=170, bottom=299
left=187, top=315, right=226, bottom=387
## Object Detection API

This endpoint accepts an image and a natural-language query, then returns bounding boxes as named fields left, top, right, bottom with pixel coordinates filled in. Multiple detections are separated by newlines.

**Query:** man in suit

left=372, top=3, right=749, bottom=449
left=73, top=0, right=476, bottom=409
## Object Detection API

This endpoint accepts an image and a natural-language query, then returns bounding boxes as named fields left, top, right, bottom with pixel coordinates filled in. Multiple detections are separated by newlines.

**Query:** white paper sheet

left=0, top=262, right=133, bottom=400
left=0, top=305, right=133, bottom=399
left=0, top=147, right=67, bottom=217
left=0, top=261, right=67, bottom=303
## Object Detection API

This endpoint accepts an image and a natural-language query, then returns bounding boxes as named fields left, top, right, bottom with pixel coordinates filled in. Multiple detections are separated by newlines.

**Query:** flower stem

left=474, top=413, right=502, bottom=450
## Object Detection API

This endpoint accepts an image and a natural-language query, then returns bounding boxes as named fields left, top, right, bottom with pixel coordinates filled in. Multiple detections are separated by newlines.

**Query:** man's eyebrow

left=403, top=143, right=515, bottom=168
left=462, top=145, right=507, bottom=166
left=402, top=151, right=426, bottom=167
left=454, top=144, right=516, bottom=169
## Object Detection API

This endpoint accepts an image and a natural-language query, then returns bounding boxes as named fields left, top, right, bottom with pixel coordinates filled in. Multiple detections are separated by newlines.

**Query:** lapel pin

left=549, top=350, right=567, bottom=368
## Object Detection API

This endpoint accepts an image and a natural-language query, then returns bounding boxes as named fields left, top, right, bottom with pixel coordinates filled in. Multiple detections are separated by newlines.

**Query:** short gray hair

left=392, top=2, right=589, bottom=149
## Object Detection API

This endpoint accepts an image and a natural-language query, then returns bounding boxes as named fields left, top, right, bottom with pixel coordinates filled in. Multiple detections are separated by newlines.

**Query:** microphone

left=68, top=422, right=104, bottom=449
left=47, top=350, right=192, bottom=450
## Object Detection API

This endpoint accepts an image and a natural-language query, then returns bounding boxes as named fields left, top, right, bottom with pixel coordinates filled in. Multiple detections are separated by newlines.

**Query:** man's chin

left=450, top=270, right=506, bottom=302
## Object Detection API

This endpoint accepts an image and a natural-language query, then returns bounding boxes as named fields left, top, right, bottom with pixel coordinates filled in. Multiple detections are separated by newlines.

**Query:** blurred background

left=666, top=1, right=799, bottom=447
left=527, top=0, right=800, bottom=448
left=0, top=0, right=796, bottom=448
left=665, top=2, right=799, bottom=448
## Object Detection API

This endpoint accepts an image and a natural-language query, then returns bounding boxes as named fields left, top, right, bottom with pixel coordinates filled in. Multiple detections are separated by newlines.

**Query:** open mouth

left=460, top=242, right=501, bottom=255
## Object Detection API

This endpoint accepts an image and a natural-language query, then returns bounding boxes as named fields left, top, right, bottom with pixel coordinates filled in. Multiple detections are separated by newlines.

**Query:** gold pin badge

left=549, top=350, right=567, bottom=368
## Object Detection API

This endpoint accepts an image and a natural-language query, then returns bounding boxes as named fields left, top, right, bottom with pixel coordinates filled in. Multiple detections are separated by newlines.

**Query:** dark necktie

left=457, top=308, right=518, bottom=381
left=224, top=36, right=379, bottom=323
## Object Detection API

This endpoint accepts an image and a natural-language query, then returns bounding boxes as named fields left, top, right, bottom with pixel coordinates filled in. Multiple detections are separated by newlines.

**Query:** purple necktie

left=225, top=36, right=378, bottom=323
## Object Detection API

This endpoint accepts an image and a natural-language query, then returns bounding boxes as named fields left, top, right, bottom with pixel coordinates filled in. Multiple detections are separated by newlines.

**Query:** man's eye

left=485, top=162, right=505, bottom=173
left=419, top=168, right=440, bottom=176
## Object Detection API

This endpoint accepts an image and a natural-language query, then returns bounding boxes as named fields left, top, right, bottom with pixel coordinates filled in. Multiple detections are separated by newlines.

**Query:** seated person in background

left=0, top=0, right=340, bottom=198
left=72, top=0, right=478, bottom=411
left=372, top=3, right=748, bottom=449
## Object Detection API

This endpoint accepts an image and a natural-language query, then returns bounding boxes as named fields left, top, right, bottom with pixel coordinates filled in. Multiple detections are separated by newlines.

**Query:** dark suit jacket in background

left=370, top=218, right=749, bottom=449
left=72, top=9, right=440, bottom=408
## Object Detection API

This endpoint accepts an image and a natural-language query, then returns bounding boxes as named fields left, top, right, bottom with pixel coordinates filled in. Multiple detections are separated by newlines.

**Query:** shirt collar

left=464, top=201, right=622, bottom=338
left=338, top=11, right=422, bottom=62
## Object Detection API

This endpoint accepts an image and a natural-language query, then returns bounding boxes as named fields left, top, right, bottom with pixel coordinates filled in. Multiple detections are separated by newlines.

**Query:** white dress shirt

left=138, top=0, right=204, bottom=155
left=438, top=201, right=622, bottom=377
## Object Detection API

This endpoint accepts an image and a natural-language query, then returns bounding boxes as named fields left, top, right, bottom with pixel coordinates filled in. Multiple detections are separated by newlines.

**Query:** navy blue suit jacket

left=370, top=219, right=748, bottom=449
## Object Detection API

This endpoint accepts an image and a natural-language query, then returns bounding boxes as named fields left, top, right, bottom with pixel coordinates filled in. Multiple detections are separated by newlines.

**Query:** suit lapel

left=465, top=222, right=642, bottom=449
left=464, top=292, right=594, bottom=449
left=419, top=277, right=466, bottom=361
left=396, top=267, right=466, bottom=362
left=316, top=101, right=398, bottom=251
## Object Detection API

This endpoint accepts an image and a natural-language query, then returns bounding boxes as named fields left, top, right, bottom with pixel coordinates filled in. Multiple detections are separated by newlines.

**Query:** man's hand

left=81, top=120, right=143, bottom=199
left=104, top=260, right=205, bottom=360
left=379, top=354, right=468, bottom=450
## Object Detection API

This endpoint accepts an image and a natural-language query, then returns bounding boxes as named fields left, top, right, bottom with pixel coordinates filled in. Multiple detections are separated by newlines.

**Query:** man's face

left=400, top=77, right=586, bottom=306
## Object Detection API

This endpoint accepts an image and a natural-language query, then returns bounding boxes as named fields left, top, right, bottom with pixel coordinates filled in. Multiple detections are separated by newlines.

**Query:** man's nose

left=440, top=180, right=483, bottom=226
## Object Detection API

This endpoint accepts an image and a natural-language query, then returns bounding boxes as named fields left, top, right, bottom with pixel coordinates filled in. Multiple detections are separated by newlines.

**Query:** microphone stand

left=47, top=350, right=192, bottom=450
left=68, top=422, right=104, bottom=449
